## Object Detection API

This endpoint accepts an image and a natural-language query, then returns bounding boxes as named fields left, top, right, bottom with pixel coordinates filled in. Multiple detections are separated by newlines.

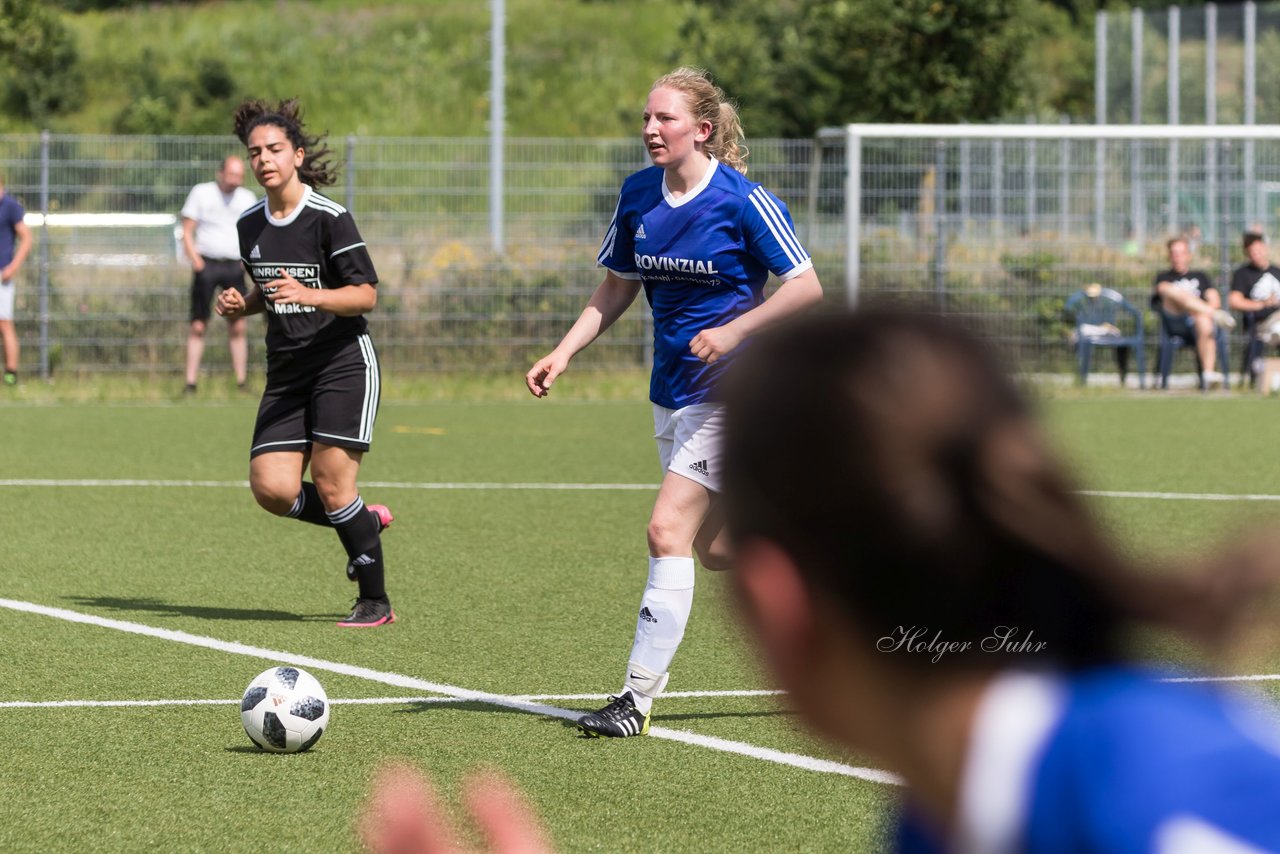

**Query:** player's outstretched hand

left=525, top=353, right=568, bottom=398
left=216, top=287, right=246, bottom=318
left=690, top=324, right=744, bottom=364
left=360, top=762, right=552, bottom=854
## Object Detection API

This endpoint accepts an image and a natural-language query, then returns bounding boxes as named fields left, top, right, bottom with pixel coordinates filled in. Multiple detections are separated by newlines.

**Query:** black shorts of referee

left=250, top=333, right=381, bottom=458
left=191, top=257, right=249, bottom=323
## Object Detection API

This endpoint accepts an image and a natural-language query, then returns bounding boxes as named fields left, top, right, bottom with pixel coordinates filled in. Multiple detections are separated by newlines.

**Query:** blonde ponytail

left=651, top=67, right=748, bottom=173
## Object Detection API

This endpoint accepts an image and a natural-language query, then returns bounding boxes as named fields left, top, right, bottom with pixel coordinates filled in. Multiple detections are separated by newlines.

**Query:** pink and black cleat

left=337, top=597, right=396, bottom=628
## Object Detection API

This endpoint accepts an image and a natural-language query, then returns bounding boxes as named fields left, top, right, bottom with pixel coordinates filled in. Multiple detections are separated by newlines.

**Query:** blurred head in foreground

left=722, top=307, right=1280, bottom=850
left=725, top=308, right=1131, bottom=677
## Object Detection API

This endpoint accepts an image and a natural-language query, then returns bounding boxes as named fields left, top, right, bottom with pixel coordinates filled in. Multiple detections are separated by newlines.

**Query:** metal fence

left=812, top=123, right=1280, bottom=374
left=7, top=126, right=1280, bottom=380
left=1098, top=2, right=1280, bottom=127
left=0, top=134, right=823, bottom=379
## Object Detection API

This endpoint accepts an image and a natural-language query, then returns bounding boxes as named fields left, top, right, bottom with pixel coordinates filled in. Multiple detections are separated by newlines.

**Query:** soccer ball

left=240, top=666, right=330, bottom=753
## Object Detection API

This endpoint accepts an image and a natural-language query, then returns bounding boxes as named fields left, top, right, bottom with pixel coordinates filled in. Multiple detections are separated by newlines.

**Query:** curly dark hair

left=232, top=98, right=336, bottom=188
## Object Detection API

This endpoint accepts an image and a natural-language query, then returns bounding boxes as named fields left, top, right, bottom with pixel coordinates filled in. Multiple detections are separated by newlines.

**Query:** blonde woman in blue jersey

left=525, top=67, right=823, bottom=737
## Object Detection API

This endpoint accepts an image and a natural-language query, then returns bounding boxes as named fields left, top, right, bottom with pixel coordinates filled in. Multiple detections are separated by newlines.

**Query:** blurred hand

left=360, top=763, right=552, bottom=854
left=215, top=287, right=246, bottom=318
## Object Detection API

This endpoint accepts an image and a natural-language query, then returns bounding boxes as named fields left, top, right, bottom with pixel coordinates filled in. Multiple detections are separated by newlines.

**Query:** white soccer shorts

left=653, top=402, right=724, bottom=492
left=0, top=279, right=14, bottom=321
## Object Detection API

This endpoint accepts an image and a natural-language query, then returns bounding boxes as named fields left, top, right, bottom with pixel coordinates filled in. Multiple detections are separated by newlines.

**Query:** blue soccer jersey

left=597, top=159, right=813, bottom=409
left=897, top=668, right=1280, bottom=853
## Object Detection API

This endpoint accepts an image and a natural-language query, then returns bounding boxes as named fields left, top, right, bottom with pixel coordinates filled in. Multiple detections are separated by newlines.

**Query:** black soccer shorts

left=250, top=333, right=381, bottom=457
left=190, top=258, right=249, bottom=323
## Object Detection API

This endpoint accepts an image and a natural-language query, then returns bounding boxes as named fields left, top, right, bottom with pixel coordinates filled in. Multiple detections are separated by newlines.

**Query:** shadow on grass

left=223, top=745, right=325, bottom=756
left=65, top=595, right=335, bottom=622
left=652, top=709, right=796, bottom=723
left=392, top=699, right=792, bottom=732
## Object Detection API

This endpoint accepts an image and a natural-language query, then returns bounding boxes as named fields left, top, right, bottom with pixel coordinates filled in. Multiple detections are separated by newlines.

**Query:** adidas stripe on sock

left=327, top=496, right=387, bottom=600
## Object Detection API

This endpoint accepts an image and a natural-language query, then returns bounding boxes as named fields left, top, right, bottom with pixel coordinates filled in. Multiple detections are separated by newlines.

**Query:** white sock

left=622, top=556, right=694, bottom=714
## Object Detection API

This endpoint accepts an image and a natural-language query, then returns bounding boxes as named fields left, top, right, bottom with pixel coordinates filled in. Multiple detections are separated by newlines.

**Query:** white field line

left=1079, top=490, right=1280, bottom=502
left=7, top=479, right=1280, bottom=502
left=8, top=670, right=1275, bottom=711
left=0, top=690, right=787, bottom=710
left=0, top=598, right=897, bottom=786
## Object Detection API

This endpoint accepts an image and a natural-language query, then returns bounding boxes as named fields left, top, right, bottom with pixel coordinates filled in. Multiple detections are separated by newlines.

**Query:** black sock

left=326, top=496, right=386, bottom=600
left=351, top=542, right=386, bottom=601
left=284, top=482, right=333, bottom=526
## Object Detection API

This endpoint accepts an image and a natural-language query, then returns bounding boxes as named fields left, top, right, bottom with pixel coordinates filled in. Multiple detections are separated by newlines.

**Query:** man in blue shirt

left=0, top=172, right=33, bottom=386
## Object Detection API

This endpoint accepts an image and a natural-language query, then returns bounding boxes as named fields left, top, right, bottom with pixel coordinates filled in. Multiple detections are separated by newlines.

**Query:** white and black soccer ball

left=240, top=666, right=329, bottom=753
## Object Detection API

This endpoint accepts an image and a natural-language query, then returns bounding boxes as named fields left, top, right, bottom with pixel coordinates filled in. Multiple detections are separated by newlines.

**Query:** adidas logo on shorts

left=689, top=459, right=709, bottom=477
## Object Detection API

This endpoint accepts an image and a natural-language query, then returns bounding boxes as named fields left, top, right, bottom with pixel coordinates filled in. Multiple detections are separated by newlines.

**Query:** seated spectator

left=1229, top=232, right=1280, bottom=370
left=361, top=310, right=1280, bottom=854
left=1152, top=236, right=1234, bottom=387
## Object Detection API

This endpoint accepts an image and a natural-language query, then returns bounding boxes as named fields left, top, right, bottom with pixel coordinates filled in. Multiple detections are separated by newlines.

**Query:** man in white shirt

left=181, top=156, right=257, bottom=393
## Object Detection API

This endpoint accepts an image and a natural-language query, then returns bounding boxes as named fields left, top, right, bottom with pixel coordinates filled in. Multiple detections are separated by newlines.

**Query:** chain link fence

left=812, top=124, right=1280, bottom=374
left=9, top=127, right=1280, bottom=381
left=0, top=134, right=826, bottom=379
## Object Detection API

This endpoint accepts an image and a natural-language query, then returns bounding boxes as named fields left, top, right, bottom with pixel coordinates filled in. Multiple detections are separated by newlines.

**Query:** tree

left=679, top=0, right=1041, bottom=136
left=111, top=52, right=241, bottom=135
left=0, top=0, right=82, bottom=120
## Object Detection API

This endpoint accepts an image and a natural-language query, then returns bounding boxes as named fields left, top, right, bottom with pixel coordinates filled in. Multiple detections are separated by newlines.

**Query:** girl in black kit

left=217, top=99, right=394, bottom=627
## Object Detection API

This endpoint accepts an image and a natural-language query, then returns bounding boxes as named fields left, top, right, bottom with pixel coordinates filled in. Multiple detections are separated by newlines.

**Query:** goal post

left=810, top=123, right=1280, bottom=307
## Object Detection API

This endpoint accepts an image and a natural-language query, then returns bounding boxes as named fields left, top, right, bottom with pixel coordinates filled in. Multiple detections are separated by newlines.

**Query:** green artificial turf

left=4, top=393, right=1280, bottom=850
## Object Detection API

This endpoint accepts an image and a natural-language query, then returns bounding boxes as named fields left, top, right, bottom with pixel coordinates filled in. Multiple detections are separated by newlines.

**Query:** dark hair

left=232, top=98, right=336, bottom=188
left=1244, top=231, right=1267, bottom=250
left=1166, top=236, right=1188, bottom=252
left=722, top=309, right=1252, bottom=671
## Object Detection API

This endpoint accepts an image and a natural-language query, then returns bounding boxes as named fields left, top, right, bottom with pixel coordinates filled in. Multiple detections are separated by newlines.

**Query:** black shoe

left=183, top=383, right=197, bottom=395
left=577, top=691, right=650, bottom=738
left=337, top=597, right=395, bottom=627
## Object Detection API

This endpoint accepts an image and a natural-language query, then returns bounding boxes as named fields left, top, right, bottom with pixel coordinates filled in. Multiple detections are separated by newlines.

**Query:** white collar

left=265, top=184, right=312, bottom=228
left=952, top=670, right=1067, bottom=854
left=662, top=157, right=718, bottom=208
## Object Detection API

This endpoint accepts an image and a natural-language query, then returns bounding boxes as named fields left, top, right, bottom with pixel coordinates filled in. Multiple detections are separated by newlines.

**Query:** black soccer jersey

left=237, top=185, right=378, bottom=355
left=1151, top=268, right=1214, bottom=309
left=1230, top=262, right=1280, bottom=304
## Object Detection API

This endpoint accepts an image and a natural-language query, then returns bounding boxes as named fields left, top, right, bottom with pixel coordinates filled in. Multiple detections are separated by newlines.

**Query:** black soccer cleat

left=346, top=504, right=393, bottom=582
left=337, top=597, right=396, bottom=628
left=577, top=691, right=650, bottom=738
